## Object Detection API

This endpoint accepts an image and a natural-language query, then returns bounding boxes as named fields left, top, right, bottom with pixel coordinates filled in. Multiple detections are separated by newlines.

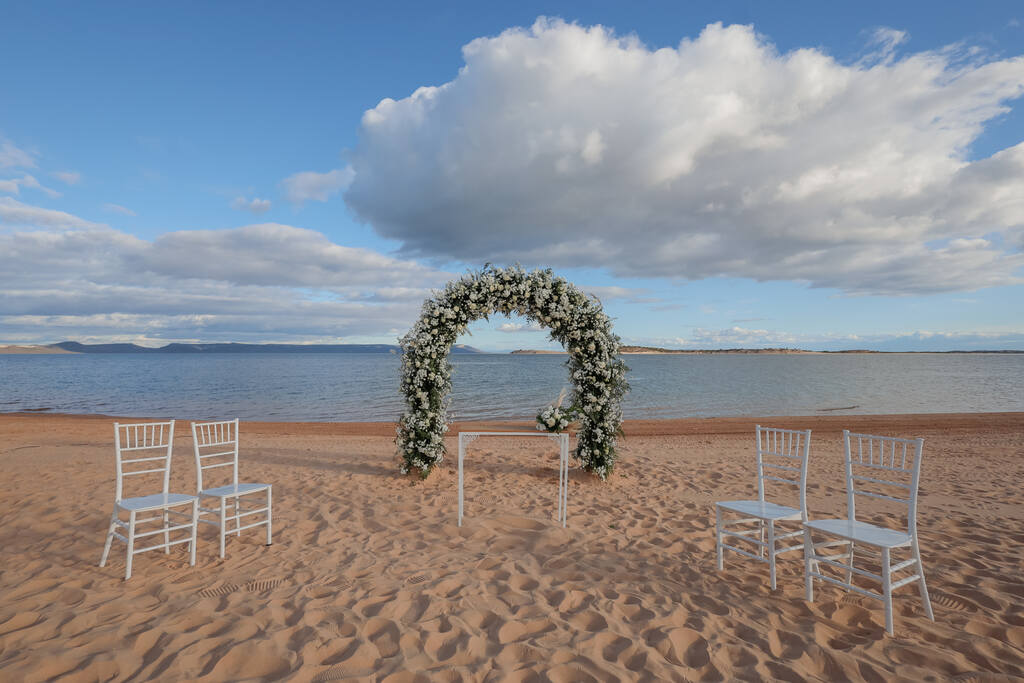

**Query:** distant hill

left=43, top=341, right=483, bottom=354
left=510, top=346, right=1023, bottom=354
left=510, top=346, right=823, bottom=354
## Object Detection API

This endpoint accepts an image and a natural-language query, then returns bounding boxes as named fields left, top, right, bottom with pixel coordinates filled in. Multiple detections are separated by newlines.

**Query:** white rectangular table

left=457, top=431, right=569, bottom=528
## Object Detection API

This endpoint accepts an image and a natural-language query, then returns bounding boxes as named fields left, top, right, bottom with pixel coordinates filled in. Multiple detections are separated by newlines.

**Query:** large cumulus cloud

left=344, top=19, right=1024, bottom=295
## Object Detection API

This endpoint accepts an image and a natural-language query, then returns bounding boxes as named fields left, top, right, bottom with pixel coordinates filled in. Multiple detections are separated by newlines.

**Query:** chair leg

left=163, top=509, right=170, bottom=554
left=845, top=541, right=855, bottom=585
left=715, top=506, right=723, bottom=571
left=913, top=538, right=934, bottom=621
left=265, top=487, right=273, bottom=546
left=881, top=547, right=893, bottom=635
left=125, top=511, right=136, bottom=581
left=803, top=527, right=814, bottom=602
left=234, top=496, right=241, bottom=537
left=189, top=499, right=198, bottom=567
left=219, top=497, right=227, bottom=559
left=767, top=520, right=777, bottom=590
left=100, top=511, right=118, bottom=567
left=759, top=520, right=766, bottom=558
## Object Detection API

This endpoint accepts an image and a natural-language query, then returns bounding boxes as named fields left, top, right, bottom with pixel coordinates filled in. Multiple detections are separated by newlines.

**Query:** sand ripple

left=1, top=413, right=1023, bottom=680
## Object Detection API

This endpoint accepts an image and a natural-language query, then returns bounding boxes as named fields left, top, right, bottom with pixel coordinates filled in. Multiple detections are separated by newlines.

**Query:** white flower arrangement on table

left=536, top=388, right=577, bottom=433
left=397, top=265, right=629, bottom=480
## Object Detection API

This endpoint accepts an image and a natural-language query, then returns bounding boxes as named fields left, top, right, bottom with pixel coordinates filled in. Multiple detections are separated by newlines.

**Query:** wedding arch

left=397, top=265, right=629, bottom=480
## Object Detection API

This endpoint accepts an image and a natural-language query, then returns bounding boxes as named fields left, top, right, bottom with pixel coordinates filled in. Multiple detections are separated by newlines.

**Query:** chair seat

left=805, top=518, right=911, bottom=548
left=717, top=499, right=802, bottom=521
left=200, top=482, right=270, bottom=498
left=117, top=493, right=196, bottom=512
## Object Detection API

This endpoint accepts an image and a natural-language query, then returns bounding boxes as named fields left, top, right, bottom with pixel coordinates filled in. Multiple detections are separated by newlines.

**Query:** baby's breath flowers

left=536, top=403, right=575, bottom=433
left=397, top=265, right=629, bottom=479
left=536, top=388, right=577, bottom=433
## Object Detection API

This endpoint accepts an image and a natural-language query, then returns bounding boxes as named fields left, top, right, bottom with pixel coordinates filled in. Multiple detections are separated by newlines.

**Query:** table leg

left=561, top=435, right=568, bottom=527
left=458, top=435, right=464, bottom=527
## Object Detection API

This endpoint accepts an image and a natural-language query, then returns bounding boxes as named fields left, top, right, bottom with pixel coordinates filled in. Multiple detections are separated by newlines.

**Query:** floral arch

left=397, top=265, right=629, bottom=480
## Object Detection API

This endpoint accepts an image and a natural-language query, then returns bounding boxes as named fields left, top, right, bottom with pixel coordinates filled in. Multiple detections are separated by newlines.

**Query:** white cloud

left=0, top=205, right=452, bottom=343
left=862, top=27, right=908, bottom=64
left=0, top=197, right=100, bottom=229
left=582, top=285, right=658, bottom=303
left=498, top=321, right=544, bottom=333
left=281, top=167, right=354, bottom=204
left=140, top=223, right=446, bottom=289
left=687, top=326, right=804, bottom=346
left=0, top=174, right=61, bottom=198
left=52, top=170, right=81, bottom=185
left=103, top=203, right=136, bottom=216
left=231, top=196, right=272, bottom=213
left=0, top=140, right=36, bottom=168
left=344, top=19, right=1024, bottom=296
left=628, top=328, right=1024, bottom=351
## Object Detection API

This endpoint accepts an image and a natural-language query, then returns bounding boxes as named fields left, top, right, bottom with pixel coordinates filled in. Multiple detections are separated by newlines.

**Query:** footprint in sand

left=364, top=617, right=402, bottom=658
left=497, top=618, right=556, bottom=644
left=197, top=583, right=239, bottom=599
left=568, top=611, right=608, bottom=633
left=592, top=632, right=631, bottom=662
left=245, top=577, right=285, bottom=593
left=406, top=573, right=430, bottom=586
left=767, top=628, right=807, bottom=660
left=304, top=585, right=337, bottom=600
left=932, top=591, right=979, bottom=613
left=645, top=626, right=709, bottom=669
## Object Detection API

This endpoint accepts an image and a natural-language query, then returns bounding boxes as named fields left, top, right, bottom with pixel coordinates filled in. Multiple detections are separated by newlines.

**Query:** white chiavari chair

left=99, top=420, right=199, bottom=580
left=191, top=419, right=272, bottom=559
left=715, top=425, right=813, bottom=589
left=803, top=430, right=934, bottom=635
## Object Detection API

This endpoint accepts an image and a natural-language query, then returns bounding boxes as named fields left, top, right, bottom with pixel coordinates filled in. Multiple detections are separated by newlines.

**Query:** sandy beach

left=1, top=411, right=1022, bottom=681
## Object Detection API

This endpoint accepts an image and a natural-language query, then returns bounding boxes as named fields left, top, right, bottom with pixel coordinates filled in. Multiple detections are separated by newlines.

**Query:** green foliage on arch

left=397, top=265, right=629, bottom=479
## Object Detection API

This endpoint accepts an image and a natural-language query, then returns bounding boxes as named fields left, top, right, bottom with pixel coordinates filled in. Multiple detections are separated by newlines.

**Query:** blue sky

left=1, top=1, right=1022, bottom=351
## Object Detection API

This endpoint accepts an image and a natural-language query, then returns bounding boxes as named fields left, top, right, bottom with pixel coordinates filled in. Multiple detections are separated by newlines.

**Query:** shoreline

left=3, top=410, right=1021, bottom=438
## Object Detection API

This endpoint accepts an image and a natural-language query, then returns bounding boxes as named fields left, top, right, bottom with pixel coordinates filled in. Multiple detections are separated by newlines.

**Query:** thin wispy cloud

left=0, top=197, right=100, bottom=229
left=629, top=328, right=1024, bottom=351
left=0, top=140, right=36, bottom=168
left=231, top=196, right=272, bottom=214
left=102, top=203, right=136, bottom=216
left=51, top=170, right=81, bottom=185
left=0, top=174, right=60, bottom=198
left=498, top=321, right=545, bottom=333
left=281, top=167, right=354, bottom=204
left=860, top=27, right=909, bottom=64
left=344, top=19, right=1024, bottom=296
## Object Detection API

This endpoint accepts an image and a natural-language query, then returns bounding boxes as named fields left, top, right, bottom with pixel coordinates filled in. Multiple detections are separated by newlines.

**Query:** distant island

left=511, top=347, right=841, bottom=354
left=0, top=342, right=483, bottom=354
left=511, top=346, right=1023, bottom=354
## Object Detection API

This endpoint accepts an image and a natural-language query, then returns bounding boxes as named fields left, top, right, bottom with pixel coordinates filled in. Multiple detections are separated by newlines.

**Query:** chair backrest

left=843, top=430, right=925, bottom=535
left=113, top=420, right=175, bottom=502
left=191, top=419, right=240, bottom=492
left=755, top=425, right=812, bottom=520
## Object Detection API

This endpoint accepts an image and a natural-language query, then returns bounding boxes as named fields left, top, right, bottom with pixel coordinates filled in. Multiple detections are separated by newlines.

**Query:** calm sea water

left=1, top=353, right=1022, bottom=422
